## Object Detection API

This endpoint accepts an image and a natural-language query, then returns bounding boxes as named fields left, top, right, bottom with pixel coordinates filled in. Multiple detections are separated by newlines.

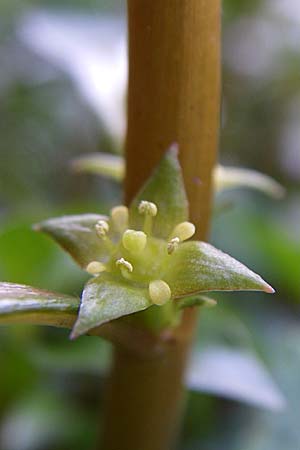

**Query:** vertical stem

left=125, top=0, right=221, bottom=237
left=102, top=1, right=220, bottom=450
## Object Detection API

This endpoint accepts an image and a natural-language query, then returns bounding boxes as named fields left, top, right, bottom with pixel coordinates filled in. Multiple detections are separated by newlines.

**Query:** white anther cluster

left=116, top=258, right=133, bottom=273
left=167, top=237, right=180, bottom=254
left=95, top=220, right=109, bottom=238
left=138, top=200, right=158, bottom=217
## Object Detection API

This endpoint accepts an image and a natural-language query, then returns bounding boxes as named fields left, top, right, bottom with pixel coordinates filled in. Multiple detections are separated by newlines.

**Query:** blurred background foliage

left=0, top=0, right=299, bottom=449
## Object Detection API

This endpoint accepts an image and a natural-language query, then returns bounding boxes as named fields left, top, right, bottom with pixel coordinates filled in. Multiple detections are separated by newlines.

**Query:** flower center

left=86, top=201, right=195, bottom=306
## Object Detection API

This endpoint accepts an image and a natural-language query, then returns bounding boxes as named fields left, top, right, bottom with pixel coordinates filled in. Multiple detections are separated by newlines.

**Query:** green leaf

left=166, top=241, right=274, bottom=297
left=178, top=295, right=217, bottom=309
left=71, top=153, right=124, bottom=181
left=71, top=273, right=152, bottom=339
left=34, top=214, right=108, bottom=268
left=70, top=152, right=284, bottom=200
left=187, top=346, right=285, bottom=411
left=0, top=282, right=79, bottom=328
left=214, top=165, right=285, bottom=199
left=129, top=145, right=188, bottom=238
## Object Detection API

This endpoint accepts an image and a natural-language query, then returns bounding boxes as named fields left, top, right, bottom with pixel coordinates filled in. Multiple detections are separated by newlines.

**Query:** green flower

left=0, top=148, right=274, bottom=341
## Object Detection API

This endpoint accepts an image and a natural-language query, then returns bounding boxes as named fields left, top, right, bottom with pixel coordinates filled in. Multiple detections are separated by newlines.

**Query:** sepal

left=165, top=241, right=274, bottom=297
left=129, top=146, right=189, bottom=238
left=35, top=214, right=109, bottom=268
left=71, top=273, right=152, bottom=339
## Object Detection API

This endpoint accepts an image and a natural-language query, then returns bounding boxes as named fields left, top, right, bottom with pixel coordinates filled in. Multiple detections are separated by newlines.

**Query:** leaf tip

left=264, top=283, right=275, bottom=294
left=69, top=328, right=79, bottom=340
left=167, top=142, right=179, bottom=158
left=69, top=158, right=81, bottom=173
left=32, top=222, right=41, bottom=232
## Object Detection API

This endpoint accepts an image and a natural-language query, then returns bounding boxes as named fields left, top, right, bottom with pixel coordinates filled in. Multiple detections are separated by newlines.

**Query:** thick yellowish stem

left=125, top=0, right=220, bottom=237
left=102, top=1, right=221, bottom=449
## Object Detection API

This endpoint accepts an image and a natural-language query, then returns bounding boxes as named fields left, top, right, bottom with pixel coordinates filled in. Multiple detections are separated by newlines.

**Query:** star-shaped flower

left=17, top=147, right=272, bottom=340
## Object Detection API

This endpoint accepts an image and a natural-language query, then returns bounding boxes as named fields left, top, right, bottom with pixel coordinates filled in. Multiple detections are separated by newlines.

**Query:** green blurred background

left=0, top=1, right=299, bottom=449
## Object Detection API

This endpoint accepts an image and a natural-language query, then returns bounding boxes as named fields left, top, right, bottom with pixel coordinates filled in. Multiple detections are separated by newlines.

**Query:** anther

left=170, top=221, right=195, bottom=242
left=167, top=237, right=180, bottom=254
left=149, top=280, right=171, bottom=305
left=95, top=220, right=109, bottom=238
left=111, top=205, right=129, bottom=233
left=122, top=229, right=147, bottom=253
left=138, top=201, right=158, bottom=235
left=86, top=261, right=106, bottom=275
left=138, top=201, right=158, bottom=217
left=116, top=258, right=133, bottom=279
left=95, top=219, right=115, bottom=253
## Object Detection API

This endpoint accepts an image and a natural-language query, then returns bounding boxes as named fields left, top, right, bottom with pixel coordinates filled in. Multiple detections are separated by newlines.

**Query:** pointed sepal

left=71, top=273, right=152, bottom=339
left=129, top=145, right=188, bottom=238
left=166, top=241, right=274, bottom=297
left=34, top=214, right=109, bottom=268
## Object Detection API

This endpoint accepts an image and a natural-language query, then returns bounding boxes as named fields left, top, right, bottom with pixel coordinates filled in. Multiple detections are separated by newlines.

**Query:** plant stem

left=102, top=1, right=221, bottom=449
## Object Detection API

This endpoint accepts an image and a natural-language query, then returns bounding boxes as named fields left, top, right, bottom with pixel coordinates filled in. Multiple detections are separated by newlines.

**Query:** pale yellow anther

left=138, top=200, right=158, bottom=217
left=167, top=237, right=180, bottom=254
left=111, top=205, right=129, bottom=233
left=122, top=229, right=147, bottom=253
left=149, top=280, right=171, bottom=305
left=116, top=257, right=133, bottom=273
left=170, top=221, right=195, bottom=242
left=95, top=220, right=109, bottom=238
left=86, top=261, right=106, bottom=275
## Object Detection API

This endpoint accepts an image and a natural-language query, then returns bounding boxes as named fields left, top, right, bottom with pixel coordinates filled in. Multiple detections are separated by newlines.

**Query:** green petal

left=71, top=273, right=151, bottom=339
left=35, top=214, right=109, bottom=268
left=71, top=153, right=125, bottom=181
left=129, top=145, right=188, bottom=238
left=0, top=282, right=79, bottom=328
left=166, top=241, right=274, bottom=297
left=214, top=165, right=285, bottom=199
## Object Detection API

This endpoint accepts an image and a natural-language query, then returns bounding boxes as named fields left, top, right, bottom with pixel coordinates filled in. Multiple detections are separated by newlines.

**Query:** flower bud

left=122, top=229, right=147, bottom=253
left=111, top=205, right=129, bottom=233
left=170, top=221, right=195, bottom=241
left=86, top=261, right=106, bottom=275
left=149, top=280, right=171, bottom=305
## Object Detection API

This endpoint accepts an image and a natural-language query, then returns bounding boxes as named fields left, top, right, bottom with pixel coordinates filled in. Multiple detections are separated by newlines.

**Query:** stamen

left=95, top=220, right=109, bottom=238
left=167, top=237, right=180, bottom=254
left=169, top=221, right=195, bottom=242
left=95, top=219, right=115, bottom=253
left=138, top=201, right=158, bottom=235
left=122, top=229, right=147, bottom=253
left=138, top=200, right=158, bottom=217
left=111, top=205, right=129, bottom=233
left=149, top=280, right=171, bottom=305
left=116, top=257, right=133, bottom=279
left=86, top=261, right=106, bottom=275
